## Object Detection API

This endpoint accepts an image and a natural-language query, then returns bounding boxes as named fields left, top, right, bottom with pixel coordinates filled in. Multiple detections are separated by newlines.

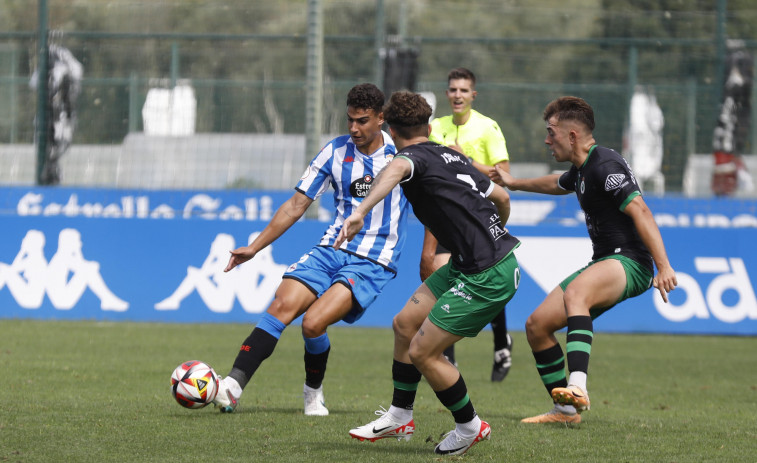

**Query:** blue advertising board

left=0, top=187, right=755, bottom=335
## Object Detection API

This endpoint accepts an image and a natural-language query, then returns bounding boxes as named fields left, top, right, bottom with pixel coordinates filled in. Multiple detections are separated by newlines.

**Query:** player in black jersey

left=334, top=91, right=521, bottom=456
left=497, top=96, right=677, bottom=424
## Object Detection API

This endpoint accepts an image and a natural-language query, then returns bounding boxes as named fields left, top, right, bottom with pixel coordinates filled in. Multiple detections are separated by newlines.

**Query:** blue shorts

left=282, top=245, right=396, bottom=323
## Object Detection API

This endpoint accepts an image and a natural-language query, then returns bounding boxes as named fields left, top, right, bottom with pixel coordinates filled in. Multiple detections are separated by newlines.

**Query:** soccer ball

left=170, top=360, right=219, bottom=409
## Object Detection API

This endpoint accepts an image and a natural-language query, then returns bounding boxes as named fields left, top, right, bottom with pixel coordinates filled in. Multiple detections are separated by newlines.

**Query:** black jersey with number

left=396, top=141, right=520, bottom=274
left=558, top=145, right=653, bottom=272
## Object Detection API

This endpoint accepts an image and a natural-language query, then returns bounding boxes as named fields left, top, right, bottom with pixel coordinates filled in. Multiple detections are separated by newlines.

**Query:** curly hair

left=543, top=96, right=595, bottom=132
left=346, top=83, right=385, bottom=113
left=383, top=91, right=432, bottom=139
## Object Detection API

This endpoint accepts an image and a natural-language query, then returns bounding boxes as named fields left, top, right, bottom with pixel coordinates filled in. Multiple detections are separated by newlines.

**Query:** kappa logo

left=605, top=173, right=626, bottom=191
left=0, top=228, right=129, bottom=311
left=156, top=231, right=287, bottom=314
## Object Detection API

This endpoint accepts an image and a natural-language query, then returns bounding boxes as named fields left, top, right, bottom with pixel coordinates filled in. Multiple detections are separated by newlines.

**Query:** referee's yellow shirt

left=429, top=109, right=510, bottom=166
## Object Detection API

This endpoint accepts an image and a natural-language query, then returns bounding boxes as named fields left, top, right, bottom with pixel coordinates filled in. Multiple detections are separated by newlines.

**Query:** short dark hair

left=448, top=67, right=476, bottom=87
left=543, top=96, right=595, bottom=131
left=346, top=83, right=385, bottom=113
left=383, top=91, right=432, bottom=139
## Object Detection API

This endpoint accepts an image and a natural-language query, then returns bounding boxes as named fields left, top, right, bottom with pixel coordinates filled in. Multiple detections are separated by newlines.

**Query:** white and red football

left=170, top=360, right=219, bottom=409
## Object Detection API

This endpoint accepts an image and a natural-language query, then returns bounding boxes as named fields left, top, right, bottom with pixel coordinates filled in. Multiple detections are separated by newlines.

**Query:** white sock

left=303, top=384, right=322, bottom=393
left=224, top=376, right=243, bottom=399
left=568, top=372, right=588, bottom=392
left=388, top=405, right=412, bottom=423
left=456, top=415, right=482, bottom=437
left=555, top=403, right=577, bottom=415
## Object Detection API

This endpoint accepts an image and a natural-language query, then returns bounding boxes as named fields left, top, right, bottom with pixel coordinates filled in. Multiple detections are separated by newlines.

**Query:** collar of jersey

left=581, top=145, right=598, bottom=168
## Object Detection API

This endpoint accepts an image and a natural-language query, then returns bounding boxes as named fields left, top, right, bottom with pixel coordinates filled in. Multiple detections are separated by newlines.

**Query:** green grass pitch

left=2, top=320, right=755, bottom=462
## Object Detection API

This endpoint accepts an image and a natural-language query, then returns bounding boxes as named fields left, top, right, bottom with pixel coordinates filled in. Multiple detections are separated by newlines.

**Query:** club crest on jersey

left=300, top=165, right=317, bottom=181
left=350, top=174, right=373, bottom=198
left=605, top=173, right=626, bottom=191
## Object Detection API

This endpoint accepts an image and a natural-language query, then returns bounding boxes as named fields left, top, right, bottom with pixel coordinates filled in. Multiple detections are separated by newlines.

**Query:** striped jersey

left=295, top=131, right=408, bottom=272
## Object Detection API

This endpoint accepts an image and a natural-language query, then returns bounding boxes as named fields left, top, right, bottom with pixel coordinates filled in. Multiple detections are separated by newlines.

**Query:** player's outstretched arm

left=224, top=191, right=313, bottom=272
left=334, top=158, right=411, bottom=248
left=623, top=195, right=677, bottom=302
left=487, top=160, right=510, bottom=186
left=486, top=183, right=511, bottom=226
left=495, top=166, right=566, bottom=195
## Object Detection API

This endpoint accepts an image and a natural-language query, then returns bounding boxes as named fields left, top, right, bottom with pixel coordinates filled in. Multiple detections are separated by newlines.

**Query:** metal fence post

left=686, top=77, right=697, bottom=158
left=305, top=0, right=323, bottom=168
left=35, top=0, right=49, bottom=185
left=129, top=72, right=139, bottom=133
left=374, top=0, right=385, bottom=89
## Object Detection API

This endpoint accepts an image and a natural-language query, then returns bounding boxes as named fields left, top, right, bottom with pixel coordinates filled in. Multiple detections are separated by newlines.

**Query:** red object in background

left=711, top=151, right=747, bottom=196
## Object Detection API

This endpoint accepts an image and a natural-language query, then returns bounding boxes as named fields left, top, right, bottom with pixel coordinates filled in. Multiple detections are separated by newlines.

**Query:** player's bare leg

left=214, top=279, right=316, bottom=412
left=522, top=287, right=577, bottom=423
left=409, top=318, right=490, bottom=455
left=552, top=259, right=624, bottom=412
left=349, top=284, right=434, bottom=442
left=300, top=283, right=354, bottom=416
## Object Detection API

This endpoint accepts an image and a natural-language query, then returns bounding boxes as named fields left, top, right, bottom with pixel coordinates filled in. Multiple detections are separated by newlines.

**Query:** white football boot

left=212, top=376, right=239, bottom=413
left=434, top=420, right=491, bottom=455
left=303, top=384, right=329, bottom=416
left=349, top=406, right=415, bottom=442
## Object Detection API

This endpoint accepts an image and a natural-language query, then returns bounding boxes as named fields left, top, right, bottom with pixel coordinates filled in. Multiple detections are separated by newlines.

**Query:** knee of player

left=266, top=298, right=299, bottom=325
left=392, top=312, right=417, bottom=341
left=406, top=339, right=428, bottom=367
left=301, top=316, right=328, bottom=338
left=524, top=315, right=544, bottom=341
left=525, top=310, right=559, bottom=342
left=562, top=285, right=590, bottom=313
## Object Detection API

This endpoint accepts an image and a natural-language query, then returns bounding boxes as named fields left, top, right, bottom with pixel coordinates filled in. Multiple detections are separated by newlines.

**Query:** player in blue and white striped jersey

left=212, top=83, right=410, bottom=417
left=297, top=128, right=407, bottom=272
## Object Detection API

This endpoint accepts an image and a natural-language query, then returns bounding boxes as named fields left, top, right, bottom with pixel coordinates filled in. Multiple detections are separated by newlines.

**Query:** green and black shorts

left=559, top=254, right=654, bottom=319
left=424, top=251, right=520, bottom=337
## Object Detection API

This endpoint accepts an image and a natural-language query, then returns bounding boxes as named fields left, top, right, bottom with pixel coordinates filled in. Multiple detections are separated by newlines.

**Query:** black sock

left=304, top=347, right=330, bottom=389
left=566, top=315, right=594, bottom=375
left=533, top=343, right=567, bottom=395
left=434, top=375, right=476, bottom=424
left=490, top=308, right=509, bottom=351
left=229, top=327, right=279, bottom=389
left=391, top=360, right=422, bottom=410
